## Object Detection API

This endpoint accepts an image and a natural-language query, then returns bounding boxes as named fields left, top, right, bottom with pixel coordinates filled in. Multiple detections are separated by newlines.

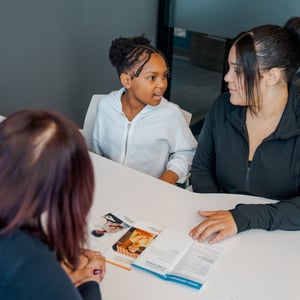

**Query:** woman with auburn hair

left=0, top=110, right=105, bottom=299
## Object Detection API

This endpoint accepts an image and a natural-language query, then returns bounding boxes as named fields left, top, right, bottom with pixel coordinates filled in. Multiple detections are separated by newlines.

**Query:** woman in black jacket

left=190, top=17, right=300, bottom=243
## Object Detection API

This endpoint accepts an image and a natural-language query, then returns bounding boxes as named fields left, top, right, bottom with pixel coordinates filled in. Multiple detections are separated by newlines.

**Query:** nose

left=156, top=76, right=168, bottom=89
left=224, top=69, right=233, bottom=83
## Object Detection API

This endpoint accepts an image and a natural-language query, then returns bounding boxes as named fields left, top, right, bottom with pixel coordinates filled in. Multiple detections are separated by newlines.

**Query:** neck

left=251, top=84, right=288, bottom=120
left=121, top=91, right=145, bottom=121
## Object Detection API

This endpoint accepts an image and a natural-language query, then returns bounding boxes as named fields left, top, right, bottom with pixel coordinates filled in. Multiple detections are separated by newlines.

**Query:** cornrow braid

left=131, top=48, right=153, bottom=77
left=109, top=35, right=168, bottom=77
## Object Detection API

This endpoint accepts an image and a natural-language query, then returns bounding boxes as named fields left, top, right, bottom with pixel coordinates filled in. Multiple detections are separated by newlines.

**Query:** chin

left=229, top=94, right=245, bottom=106
left=150, top=99, right=162, bottom=106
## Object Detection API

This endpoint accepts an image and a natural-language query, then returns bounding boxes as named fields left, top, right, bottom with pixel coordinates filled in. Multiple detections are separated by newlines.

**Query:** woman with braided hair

left=92, top=35, right=197, bottom=185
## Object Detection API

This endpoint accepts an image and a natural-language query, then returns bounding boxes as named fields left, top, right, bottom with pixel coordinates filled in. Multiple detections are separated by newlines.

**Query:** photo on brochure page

left=112, top=226, right=157, bottom=258
left=90, top=212, right=131, bottom=238
left=105, top=220, right=162, bottom=270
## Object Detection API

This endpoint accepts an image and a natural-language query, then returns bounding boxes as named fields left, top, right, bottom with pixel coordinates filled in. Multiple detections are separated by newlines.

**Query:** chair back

left=180, top=109, right=192, bottom=125
left=82, top=94, right=105, bottom=150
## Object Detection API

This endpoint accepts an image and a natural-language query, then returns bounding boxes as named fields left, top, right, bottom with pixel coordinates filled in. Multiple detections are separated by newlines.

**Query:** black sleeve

left=78, top=281, right=102, bottom=300
left=230, top=195, right=300, bottom=232
left=190, top=104, right=220, bottom=193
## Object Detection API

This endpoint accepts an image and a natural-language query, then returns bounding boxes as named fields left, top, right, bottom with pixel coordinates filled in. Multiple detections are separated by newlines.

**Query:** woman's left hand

left=189, top=210, right=238, bottom=244
left=83, top=249, right=106, bottom=282
left=62, top=249, right=106, bottom=286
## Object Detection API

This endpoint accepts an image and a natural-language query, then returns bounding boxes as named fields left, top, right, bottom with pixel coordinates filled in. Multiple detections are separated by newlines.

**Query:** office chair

left=82, top=94, right=106, bottom=150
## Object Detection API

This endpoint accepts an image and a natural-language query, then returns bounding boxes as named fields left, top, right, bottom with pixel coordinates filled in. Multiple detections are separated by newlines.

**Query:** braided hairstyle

left=109, top=35, right=168, bottom=78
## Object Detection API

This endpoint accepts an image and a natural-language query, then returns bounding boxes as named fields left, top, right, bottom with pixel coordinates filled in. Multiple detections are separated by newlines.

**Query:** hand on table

left=159, top=170, right=179, bottom=185
left=189, top=210, right=238, bottom=244
left=62, top=249, right=106, bottom=286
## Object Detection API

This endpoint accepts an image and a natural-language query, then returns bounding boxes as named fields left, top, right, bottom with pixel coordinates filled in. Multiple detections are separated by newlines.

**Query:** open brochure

left=90, top=213, right=224, bottom=289
left=131, top=227, right=224, bottom=290
left=104, top=220, right=162, bottom=270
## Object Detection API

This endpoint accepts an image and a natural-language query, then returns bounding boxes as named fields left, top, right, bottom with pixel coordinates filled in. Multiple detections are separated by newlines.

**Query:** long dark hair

left=233, top=17, right=300, bottom=114
left=0, top=110, right=94, bottom=267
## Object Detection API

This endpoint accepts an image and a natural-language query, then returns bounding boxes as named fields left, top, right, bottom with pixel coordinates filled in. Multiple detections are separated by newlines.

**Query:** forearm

left=78, top=281, right=102, bottom=300
left=166, top=150, right=194, bottom=180
left=230, top=195, right=300, bottom=232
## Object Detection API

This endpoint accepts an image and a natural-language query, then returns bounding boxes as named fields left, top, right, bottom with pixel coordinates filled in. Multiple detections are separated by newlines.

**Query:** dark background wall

left=0, top=0, right=158, bottom=126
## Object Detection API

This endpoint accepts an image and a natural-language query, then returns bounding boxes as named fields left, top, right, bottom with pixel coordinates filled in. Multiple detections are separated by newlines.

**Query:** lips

left=153, top=93, right=163, bottom=100
left=228, top=87, right=237, bottom=93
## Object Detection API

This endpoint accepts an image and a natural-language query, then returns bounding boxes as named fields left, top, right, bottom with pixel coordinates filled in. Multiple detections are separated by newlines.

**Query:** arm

left=231, top=195, right=300, bottom=232
left=165, top=110, right=197, bottom=181
left=159, top=169, right=179, bottom=185
left=189, top=196, right=300, bottom=244
left=190, top=109, right=220, bottom=193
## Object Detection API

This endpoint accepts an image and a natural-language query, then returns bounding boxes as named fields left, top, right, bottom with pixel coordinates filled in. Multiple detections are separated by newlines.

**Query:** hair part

left=233, top=17, right=300, bottom=114
left=0, top=110, right=94, bottom=268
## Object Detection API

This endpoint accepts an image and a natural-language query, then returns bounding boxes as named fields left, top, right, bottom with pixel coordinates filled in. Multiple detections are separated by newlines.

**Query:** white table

left=88, top=152, right=300, bottom=300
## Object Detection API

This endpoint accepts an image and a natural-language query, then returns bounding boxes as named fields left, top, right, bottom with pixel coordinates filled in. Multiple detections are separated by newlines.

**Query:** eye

left=147, top=76, right=156, bottom=81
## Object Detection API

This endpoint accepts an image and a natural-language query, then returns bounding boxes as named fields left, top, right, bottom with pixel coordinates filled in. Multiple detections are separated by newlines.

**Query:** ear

left=120, top=72, right=132, bottom=89
left=264, top=68, right=281, bottom=86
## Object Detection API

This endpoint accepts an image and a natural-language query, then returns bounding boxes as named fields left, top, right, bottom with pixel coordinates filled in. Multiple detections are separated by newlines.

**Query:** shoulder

left=98, top=88, right=123, bottom=110
left=0, top=231, right=80, bottom=299
left=102, top=88, right=123, bottom=101
left=0, top=230, right=48, bottom=254
left=156, top=98, right=187, bottom=119
left=0, top=230, right=58, bottom=281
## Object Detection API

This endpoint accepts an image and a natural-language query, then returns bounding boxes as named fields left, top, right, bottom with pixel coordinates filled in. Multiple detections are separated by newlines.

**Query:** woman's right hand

left=189, top=210, right=238, bottom=244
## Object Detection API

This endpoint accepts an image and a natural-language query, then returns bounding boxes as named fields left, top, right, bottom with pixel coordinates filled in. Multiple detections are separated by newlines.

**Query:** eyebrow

left=143, top=70, right=168, bottom=75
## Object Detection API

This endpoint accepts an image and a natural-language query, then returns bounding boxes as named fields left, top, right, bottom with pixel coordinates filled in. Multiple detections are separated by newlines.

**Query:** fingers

left=84, top=250, right=106, bottom=281
left=64, top=249, right=106, bottom=285
left=189, top=210, right=238, bottom=244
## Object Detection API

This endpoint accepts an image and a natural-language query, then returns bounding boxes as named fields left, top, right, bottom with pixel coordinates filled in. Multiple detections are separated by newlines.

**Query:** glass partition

left=157, top=0, right=300, bottom=135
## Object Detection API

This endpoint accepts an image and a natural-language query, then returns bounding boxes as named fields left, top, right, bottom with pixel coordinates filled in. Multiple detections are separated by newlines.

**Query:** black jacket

left=191, top=85, right=300, bottom=232
left=0, top=230, right=101, bottom=300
